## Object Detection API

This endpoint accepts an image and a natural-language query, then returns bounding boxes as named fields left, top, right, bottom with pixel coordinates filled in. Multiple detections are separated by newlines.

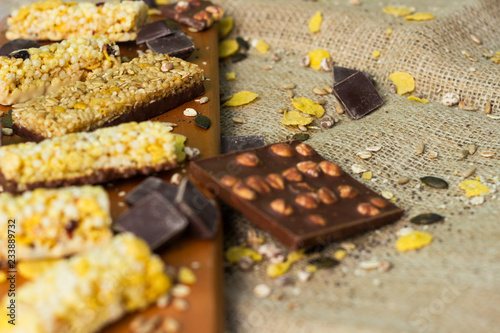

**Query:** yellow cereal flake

left=333, top=250, right=347, bottom=260
left=18, top=259, right=61, bottom=279
left=373, top=50, right=381, bottom=59
left=308, top=49, right=331, bottom=70
left=389, top=72, right=415, bottom=95
left=292, top=97, right=325, bottom=117
left=309, top=11, right=323, bottom=33
left=405, top=13, right=435, bottom=21
left=178, top=267, right=197, bottom=285
left=225, top=246, right=262, bottom=264
left=225, top=72, right=236, bottom=81
left=458, top=180, right=490, bottom=198
left=255, top=40, right=270, bottom=54
left=305, top=264, right=317, bottom=273
left=383, top=6, right=413, bottom=17
left=396, top=231, right=433, bottom=252
left=386, top=28, right=393, bottom=35
left=218, top=16, right=234, bottom=39
left=222, top=91, right=259, bottom=106
left=362, top=171, right=372, bottom=180
left=218, top=39, right=239, bottom=58
left=0, top=271, right=6, bottom=283
left=408, top=96, right=429, bottom=103
left=267, top=250, right=306, bottom=278
left=281, top=110, right=313, bottom=126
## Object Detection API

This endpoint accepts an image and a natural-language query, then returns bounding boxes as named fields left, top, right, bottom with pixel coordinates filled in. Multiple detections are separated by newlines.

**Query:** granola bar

left=6, top=0, right=150, bottom=42
left=0, top=121, right=186, bottom=193
left=0, top=233, right=171, bottom=333
left=0, top=36, right=121, bottom=105
left=0, top=186, right=112, bottom=262
left=11, top=52, right=204, bottom=141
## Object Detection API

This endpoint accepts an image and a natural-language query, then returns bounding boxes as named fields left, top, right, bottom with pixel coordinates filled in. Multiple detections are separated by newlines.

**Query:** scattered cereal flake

left=218, top=16, right=234, bottom=39
left=178, top=266, right=197, bottom=285
left=373, top=50, right=381, bottom=59
left=223, top=91, right=259, bottom=106
left=309, top=11, right=322, bottom=33
left=255, top=40, right=270, bottom=54
left=225, top=246, right=262, bottom=264
left=305, top=264, right=318, bottom=273
left=254, top=284, right=272, bottom=298
left=386, top=28, right=393, bottom=35
left=383, top=6, right=413, bottom=16
left=218, top=39, right=239, bottom=58
left=396, top=231, right=433, bottom=252
left=267, top=250, right=306, bottom=278
left=389, top=72, right=415, bottom=95
left=183, top=108, right=197, bottom=117
left=362, top=171, right=373, bottom=180
left=334, top=249, right=347, bottom=260
left=408, top=96, right=429, bottom=103
left=458, top=179, right=490, bottom=198
left=225, top=72, right=236, bottom=81
left=292, top=97, right=325, bottom=117
left=0, top=271, right=6, bottom=283
left=281, top=110, right=313, bottom=126
left=405, top=13, right=435, bottom=21
left=307, top=49, right=331, bottom=70
left=18, top=259, right=60, bottom=279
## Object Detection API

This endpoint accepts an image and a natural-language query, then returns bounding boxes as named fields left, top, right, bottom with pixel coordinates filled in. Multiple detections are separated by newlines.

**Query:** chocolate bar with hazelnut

left=162, top=0, right=224, bottom=32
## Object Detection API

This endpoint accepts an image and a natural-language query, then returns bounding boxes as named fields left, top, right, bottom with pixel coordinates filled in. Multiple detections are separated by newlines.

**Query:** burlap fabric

left=216, top=0, right=500, bottom=332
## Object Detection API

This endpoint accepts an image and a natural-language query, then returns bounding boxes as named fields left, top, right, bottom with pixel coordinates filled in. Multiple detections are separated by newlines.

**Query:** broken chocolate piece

left=190, top=141, right=403, bottom=249
left=333, top=66, right=358, bottom=84
left=125, top=176, right=178, bottom=206
left=162, top=0, right=224, bottom=31
left=221, top=135, right=265, bottom=154
left=175, top=178, right=218, bottom=239
left=146, top=33, right=195, bottom=59
left=115, top=192, right=189, bottom=250
left=136, top=20, right=175, bottom=45
left=333, top=71, right=384, bottom=119
left=0, top=39, right=41, bottom=56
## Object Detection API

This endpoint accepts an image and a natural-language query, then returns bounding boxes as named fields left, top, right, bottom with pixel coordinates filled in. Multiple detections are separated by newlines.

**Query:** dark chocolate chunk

left=175, top=178, right=219, bottom=239
left=137, top=20, right=175, bottom=45
left=105, top=44, right=116, bottom=57
left=146, top=32, right=195, bottom=59
left=231, top=53, right=248, bottom=63
left=0, top=39, right=40, bottom=57
left=420, top=176, right=449, bottom=189
left=194, top=115, right=211, bottom=129
left=190, top=140, right=404, bottom=249
left=1, top=110, right=13, bottom=128
left=116, top=192, right=188, bottom=250
left=333, top=66, right=358, bottom=84
left=162, top=0, right=224, bottom=32
left=125, top=176, right=177, bottom=206
left=333, top=71, right=384, bottom=119
left=221, top=135, right=265, bottom=154
left=10, top=50, right=30, bottom=60
left=410, top=213, right=444, bottom=225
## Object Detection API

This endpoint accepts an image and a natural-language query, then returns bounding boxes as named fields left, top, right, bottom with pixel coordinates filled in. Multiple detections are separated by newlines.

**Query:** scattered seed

left=272, top=53, right=281, bottom=62
left=359, top=260, right=380, bottom=271
left=320, top=116, right=334, bottom=128
left=335, top=104, right=345, bottom=114
left=183, top=108, right=197, bottom=117
left=262, top=65, right=272, bottom=70
left=381, top=191, right=393, bottom=199
left=238, top=256, right=254, bottom=271
left=484, top=101, right=492, bottom=114
left=470, top=196, right=485, bottom=205
left=313, top=87, right=327, bottom=95
left=274, top=275, right=293, bottom=287
left=253, top=284, right=272, bottom=298
left=340, top=242, right=356, bottom=251
left=415, top=142, right=425, bottom=155
left=462, top=166, right=476, bottom=178
left=410, top=213, right=444, bottom=225
left=162, top=318, right=181, bottom=332
left=480, top=151, right=495, bottom=158
left=308, top=257, right=339, bottom=269
left=323, top=85, right=333, bottom=94
left=0, top=111, right=3, bottom=117
left=1, top=128, right=13, bottom=136
left=390, top=84, right=397, bottom=94
left=320, top=57, right=332, bottom=71
left=468, top=144, right=477, bottom=155
left=378, top=260, right=392, bottom=273
left=281, top=83, right=296, bottom=90
left=487, top=114, right=500, bottom=120
left=298, top=124, right=308, bottom=132
left=462, top=105, right=479, bottom=111
left=232, top=117, right=246, bottom=124
left=292, top=133, right=310, bottom=141
left=365, top=145, right=382, bottom=152
left=297, top=270, right=312, bottom=282
left=156, top=293, right=172, bottom=308
left=428, top=151, right=438, bottom=159
left=286, top=90, right=295, bottom=98
left=301, top=55, right=311, bottom=67
left=396, top=227, right=414, bottom=237
left=277, top=108, right=286, bottom=114
left=469, top=33, right=482, bottom=44
left=171, top=284, right=191, bottom=298
left=458, top=149, right=469, bottom=160
left=356, top=151, right=372, bottom=159
left=172, top=299, right=189, bottom=311
left=351, top=164, right=367, bottom=174
left=458, top=101, right=466, bottom=109
left=1, top=110, right=13, bottom=128
left=396, top=177, right=410, bottom=185
left=197, top=96, right=209, bottom=104
left=194, top=115, right=211, bottom=129
left=420, top=176, right=449, bottom=189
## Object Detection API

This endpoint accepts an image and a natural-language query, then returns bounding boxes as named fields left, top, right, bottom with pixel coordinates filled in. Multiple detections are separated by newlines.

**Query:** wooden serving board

left=0, top=12, right=224, bottom=333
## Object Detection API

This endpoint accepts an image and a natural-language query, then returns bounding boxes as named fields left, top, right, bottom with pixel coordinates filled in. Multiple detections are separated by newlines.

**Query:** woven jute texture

left=217, top=0, right=500, bottom=332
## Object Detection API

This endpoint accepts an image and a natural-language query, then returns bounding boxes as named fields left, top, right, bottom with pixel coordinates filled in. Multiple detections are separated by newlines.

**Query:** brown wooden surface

left=0, top=14, right=224, bottom=333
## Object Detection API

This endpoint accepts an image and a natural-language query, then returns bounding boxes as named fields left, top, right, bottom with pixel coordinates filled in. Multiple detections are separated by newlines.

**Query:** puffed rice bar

left=0, top=186, right=112, bottom=262
left=0, top=233, right=171, bottom=333
left=12, top=52, right=204, bottom=141
left=0, top=36, right=121, bottom=105
left=6, top=0, right=150, bottom=42
left=0, top=121, right=186, bottom=193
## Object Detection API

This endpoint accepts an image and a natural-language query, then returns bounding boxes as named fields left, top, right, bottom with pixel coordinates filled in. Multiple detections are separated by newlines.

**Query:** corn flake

left=405, top=13, right=435, bottom=21
left=222, top=91, right=259, bottom=106
left=255, top=40, right=270, bottom=54
left=308, top=49, right=331, bottom=70
left=225, top=246, right=262, bottom=264
left=396, top=231, right=433, bottom=252
left=408, top=96, right=429, bottom=103
left=458, top=180, right=490, bottom=198
left=292, top=97, right=325, bottom=117
left=362, top=171, right=372, bottom=180
left=281, top=110, right=313, bottom=126
left=373, top=50, right=381, bottom=59
left=386, top=28, right=393, bottom=35
left=225, top=72, right=236, bottom=81
left=267, top=250, right=306, bottom=278
left=218, top=16, right=234, bottom=39
left=219, top=39, right=239, bottom=58
left=309, top=11, right=322, bottom=33
left=334, top=250, right=347, bottom=260
left=389, top=72, right=415, bottom=95
left=383, top=6, right=413, bottom=17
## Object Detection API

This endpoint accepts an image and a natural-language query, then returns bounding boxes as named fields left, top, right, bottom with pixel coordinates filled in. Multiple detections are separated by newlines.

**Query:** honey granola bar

left=0, top=186, right=112, bottom=262
left=0, top=233, right=171, bottom=333
left=0, top=121, right=186, bottom=193
left=6, top=0, right=150, bottom=42
left=11, top=52, right=204, bottom=141
left=0, top=36, right=121, bottom=105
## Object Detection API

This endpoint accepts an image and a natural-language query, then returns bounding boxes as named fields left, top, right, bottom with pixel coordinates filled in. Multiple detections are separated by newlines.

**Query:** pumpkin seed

left=292, top=133, right=310, bottom=141
left=420, top=176, right=449, bottom=189
left=231, top=53, right=248, bottom=63
left=194, top=115, right=211, bottom=129
left=484, top=101, right=492, bottom=114
left=410, top=213, right=444, bottom=225
left=1, top=109, right=13, bottom=128
left=308, top=257, right=339, bottom=269
left=458, top=149, right=469, bottom=160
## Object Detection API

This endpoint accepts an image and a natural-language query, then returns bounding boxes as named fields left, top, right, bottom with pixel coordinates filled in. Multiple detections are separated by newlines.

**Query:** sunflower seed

left=415, top=142, right=425, bottom=155
left=313, top=88, right=327, bottom=95
left=365, top=145, right=382, bottom=152
left=480, top=151, right=495, bottom=158
left=396, top=177, right=410, bottom=185
left=281, top=83, right=295, bottom=90
left=171, top=284, right=191, bottom=298
left=469, top=33, right=482, bottom=44
left=428, top=151, right=438, bottom=159
left=458, top=149, right=469, bottom=160
left=286, top=90, right=294, bottom=98
left=420, top=176, right=449, bottom=189
left=298, top=125, right=308, bottom=132
left=462, top=105, right=479, bottom=111
left=301, top=55, right=311, bottom=67
left=351, top=164, right=367, bottom=174
left=323, top=85, right=333, bottom=94
left=468, top=144, right=477, bottom=155
left=484, top=101, right=492, bottom=114
left=320, top=57, right=332, bottom=71
left=356, top=151, right=372, bottom=159
left=461, top=166, right=476, bottom=178
left=410, top=213, right=444, bottom=225
left=335, top=104, right=344, bottom=114
left=232, top=117, right=245, bottom=124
